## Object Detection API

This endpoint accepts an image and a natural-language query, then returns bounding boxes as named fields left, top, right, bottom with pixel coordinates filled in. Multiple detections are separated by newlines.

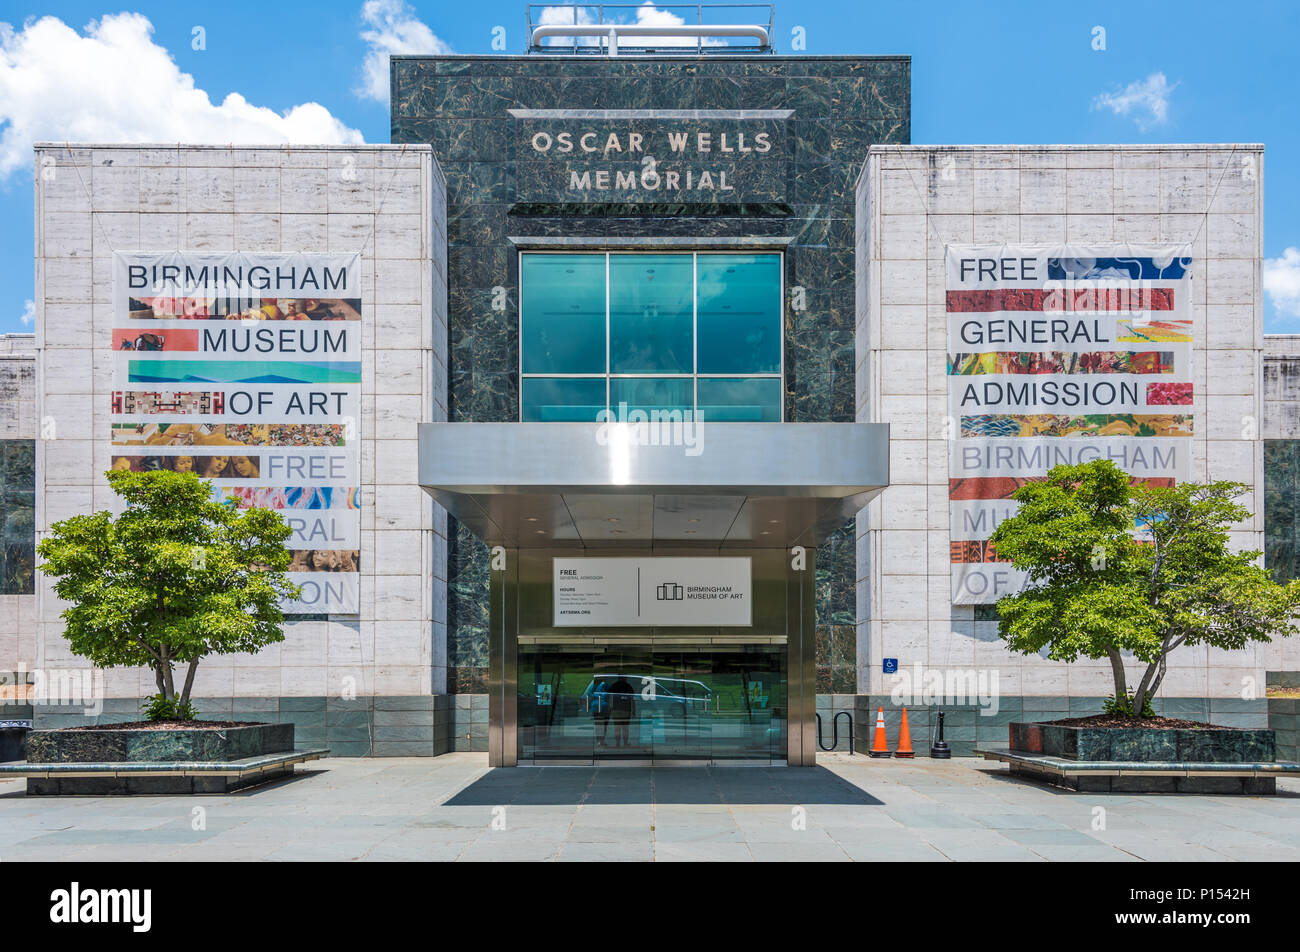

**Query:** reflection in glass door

left=641, top=650, right=713, bottom=761
left=518, top=643, right=786, bottom=764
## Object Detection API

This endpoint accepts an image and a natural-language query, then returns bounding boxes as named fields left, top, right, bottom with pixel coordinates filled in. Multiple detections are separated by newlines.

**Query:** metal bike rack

left=814, top=711, right=853, bottom=753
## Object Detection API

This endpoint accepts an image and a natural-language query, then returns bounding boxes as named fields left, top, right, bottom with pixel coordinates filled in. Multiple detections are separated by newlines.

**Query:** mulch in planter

left=56, top=721, right=266, bottom=731
left=1046, top=714, right=1231, bottom=730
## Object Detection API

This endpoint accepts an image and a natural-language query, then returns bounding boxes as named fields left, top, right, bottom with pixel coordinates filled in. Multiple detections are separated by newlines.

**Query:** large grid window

left=520, top=252, right=783, bottom=422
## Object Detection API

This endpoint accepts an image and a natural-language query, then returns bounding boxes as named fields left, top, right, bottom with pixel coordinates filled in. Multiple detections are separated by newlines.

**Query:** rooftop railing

left=526, top=4, right=775, bottom=55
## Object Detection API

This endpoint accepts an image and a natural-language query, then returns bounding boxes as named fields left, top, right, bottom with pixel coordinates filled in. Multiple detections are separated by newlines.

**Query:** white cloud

left=538, top=2, right=725, bottom=48
left=357, top=0, right=451, bottom=102
left=628, top=1, right=725, bottom=46
left=1265, top=248, right=1300, bottom=320
left=20, top=299, right=33, bottom=326
left=1092, top=71, right=1178, bottom=131
left=537, top=4, right=600, bottom=47
left=0, top=13, right=364, bottom=181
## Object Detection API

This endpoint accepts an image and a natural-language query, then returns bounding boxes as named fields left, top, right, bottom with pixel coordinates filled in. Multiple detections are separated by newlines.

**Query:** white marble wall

left=0, top=334, right=35, bottom=439
left=32, top=144, right=448, bottom=700
left=855, top=144, right=1285, bottom=699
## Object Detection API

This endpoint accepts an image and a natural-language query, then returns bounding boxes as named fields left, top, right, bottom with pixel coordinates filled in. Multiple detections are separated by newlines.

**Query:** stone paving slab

left=0, top=753, right=1296, bottom=862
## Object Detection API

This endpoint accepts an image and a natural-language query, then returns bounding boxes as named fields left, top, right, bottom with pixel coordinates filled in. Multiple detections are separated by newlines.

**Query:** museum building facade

left=1, top=21, right=1296, bottom=763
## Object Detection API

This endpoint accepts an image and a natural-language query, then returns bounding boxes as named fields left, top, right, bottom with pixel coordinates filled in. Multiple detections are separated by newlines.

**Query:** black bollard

left=930, top=710, right=951, bottom=759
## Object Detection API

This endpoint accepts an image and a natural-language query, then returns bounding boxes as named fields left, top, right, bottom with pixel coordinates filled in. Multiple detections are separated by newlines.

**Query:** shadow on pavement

left=444, top=765, right=884, bottom=806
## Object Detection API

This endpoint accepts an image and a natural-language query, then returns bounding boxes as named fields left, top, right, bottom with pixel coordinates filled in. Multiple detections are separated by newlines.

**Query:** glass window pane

left=521, top=254, right=607, bottom=374
left=696, top=254, right=781, bottom=374
left=609, top=255, right=693, bottom=374
left=697, top=377, right=782, bottom=422
left=521, top=378, right=607, bottom=422
left=609, top=378, right=693, bottom=418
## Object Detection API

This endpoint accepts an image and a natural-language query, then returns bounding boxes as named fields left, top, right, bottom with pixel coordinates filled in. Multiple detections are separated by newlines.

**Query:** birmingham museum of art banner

left=111, top=252, right=362, bottom=613
left=946, top=244, right=1194, bottom=605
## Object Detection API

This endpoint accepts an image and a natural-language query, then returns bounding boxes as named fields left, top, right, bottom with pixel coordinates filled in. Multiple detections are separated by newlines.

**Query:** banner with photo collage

left=946, top=244, right=1194, bottom=605
left=111, top=252, right=362, bottom=613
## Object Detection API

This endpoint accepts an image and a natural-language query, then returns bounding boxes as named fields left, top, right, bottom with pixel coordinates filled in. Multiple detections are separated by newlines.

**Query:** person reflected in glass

left=609, top=676, right=635, bottom=749
left=591, top=678, right=610, bottom=749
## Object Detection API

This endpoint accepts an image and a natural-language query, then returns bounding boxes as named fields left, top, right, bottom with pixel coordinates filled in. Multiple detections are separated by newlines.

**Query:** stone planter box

left=26, top=723, right=293, bottom=764
left=1008, top=722, right=1275, bottom=763
left=20, top=723, right=305, bottom=795
left=996, top=720, right=1286, bottom=793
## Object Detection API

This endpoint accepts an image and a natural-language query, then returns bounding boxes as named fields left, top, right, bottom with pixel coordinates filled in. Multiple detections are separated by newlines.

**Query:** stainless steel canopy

left=417, top=421, right=890, bottom=546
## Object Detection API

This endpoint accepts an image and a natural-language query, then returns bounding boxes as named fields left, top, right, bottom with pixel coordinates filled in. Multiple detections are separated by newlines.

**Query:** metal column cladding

left=787, top=546, right=818, bottom=766
left=489, top=546, right=520, bottom=767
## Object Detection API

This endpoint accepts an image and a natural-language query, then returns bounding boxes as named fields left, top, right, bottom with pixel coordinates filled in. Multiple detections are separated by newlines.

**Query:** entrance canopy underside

left=417, top=422, right=890, bottom=547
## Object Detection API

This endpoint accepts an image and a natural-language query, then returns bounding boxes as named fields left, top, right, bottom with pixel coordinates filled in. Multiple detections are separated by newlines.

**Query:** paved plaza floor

left=1, top=753, right=1297, bottom=861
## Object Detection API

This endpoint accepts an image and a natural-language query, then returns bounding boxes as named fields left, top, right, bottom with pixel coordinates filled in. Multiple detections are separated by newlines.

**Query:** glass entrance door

left=518, top=643, right=786, bottom=764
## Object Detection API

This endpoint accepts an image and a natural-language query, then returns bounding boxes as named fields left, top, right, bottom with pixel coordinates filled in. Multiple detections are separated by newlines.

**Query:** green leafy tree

left=38, top=470, right=299, bottom=719
left=989, top=459, right=1300, bottom=717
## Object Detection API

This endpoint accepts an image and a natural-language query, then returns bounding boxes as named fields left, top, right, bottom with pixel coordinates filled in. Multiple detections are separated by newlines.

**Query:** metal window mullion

left=518, top=250, right=525, bottom=420
left=779, top=248, right=785, bottom=422
left=605, top=251, right=611, bottom=416
left=692, top=251, right=699, bottom=417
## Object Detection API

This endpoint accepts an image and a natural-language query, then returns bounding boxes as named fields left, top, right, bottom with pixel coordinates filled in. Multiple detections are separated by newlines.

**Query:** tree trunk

left=179, top=659, right=200, bottom=711
left=1132, top=661, right=1161, bottom=717
left=1148, top=660, right=1168, bottom=700
left=1105, top=648, right=1130, bottom=712
left=157, top=591, right=169, bottom=698
left=1132, top=633, right=1184, bottom=717
left=160, top=644, right=175, bottom=700
left=153, top=664, right=166, bottom=696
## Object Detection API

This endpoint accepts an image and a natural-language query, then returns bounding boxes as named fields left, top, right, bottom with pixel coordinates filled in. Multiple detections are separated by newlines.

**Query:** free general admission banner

left=111, top=252, right=362, bottom=613
left=946, top=244, right=1194, bottom=605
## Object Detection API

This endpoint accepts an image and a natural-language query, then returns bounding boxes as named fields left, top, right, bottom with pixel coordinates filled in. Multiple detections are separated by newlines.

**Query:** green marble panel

left=0, top=440, right=35, bottom=594
left=394, top=55, right=911, bottom=691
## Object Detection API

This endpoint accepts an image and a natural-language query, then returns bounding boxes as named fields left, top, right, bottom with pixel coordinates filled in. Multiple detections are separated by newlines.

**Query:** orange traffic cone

left=894, top=707, right=915, bottom=758
left=869, top=707, right=891, bottom=758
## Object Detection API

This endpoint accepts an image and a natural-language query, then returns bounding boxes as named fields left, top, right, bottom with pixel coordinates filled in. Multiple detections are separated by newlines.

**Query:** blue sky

left=2, top=0, right=1299, bottom=333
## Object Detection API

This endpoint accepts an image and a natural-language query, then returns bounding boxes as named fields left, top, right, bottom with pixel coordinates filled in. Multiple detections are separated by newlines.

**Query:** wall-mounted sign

left=111, top=252, right=362, bottom=614
left=553, top=557, right=752, bottom=627
left=946, top=244, right=1194, bottom=604
left=511, top=109, right=790, bottom=207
